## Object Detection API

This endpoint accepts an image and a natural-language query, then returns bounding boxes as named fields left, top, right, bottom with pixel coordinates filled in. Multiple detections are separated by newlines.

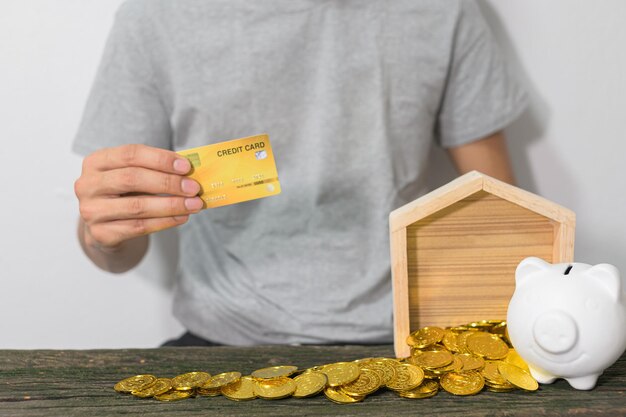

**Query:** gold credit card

left=177, top=134, right=281, bottom=208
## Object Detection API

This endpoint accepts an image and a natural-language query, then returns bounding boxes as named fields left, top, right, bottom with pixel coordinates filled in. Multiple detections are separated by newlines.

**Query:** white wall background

left=0, top=1, right=624, bottom=349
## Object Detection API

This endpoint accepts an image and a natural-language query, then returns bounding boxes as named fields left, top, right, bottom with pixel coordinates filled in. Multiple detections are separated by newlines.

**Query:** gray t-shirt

left=74, top=0, right=526, bottom=345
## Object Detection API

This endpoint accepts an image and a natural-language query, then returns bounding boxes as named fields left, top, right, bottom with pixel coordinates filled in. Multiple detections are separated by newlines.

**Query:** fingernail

left=181, top=178, right=200, bottom=195
left=174, top=215, right=189, bottom=222
left=184, top=197, right=203, bottom=211
left=174, top=158, right=191, bottom=174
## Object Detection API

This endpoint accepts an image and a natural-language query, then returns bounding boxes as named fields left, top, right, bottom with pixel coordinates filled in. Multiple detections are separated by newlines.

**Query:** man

left=73, top=0, right=525, bottom=346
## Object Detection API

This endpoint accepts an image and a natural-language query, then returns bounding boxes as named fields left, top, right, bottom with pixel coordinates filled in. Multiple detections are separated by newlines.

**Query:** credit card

left=177, top=134, right=281, bottom=208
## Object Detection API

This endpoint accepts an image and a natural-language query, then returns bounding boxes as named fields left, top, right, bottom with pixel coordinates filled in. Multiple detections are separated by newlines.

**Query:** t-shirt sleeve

left=72, top=1, right=171, bottom=156
left=437, top=0, right=527, bottom=148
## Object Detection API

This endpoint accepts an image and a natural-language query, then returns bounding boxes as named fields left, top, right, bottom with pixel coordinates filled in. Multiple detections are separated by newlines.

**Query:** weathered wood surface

left=1, top=346, right=624, bottom=417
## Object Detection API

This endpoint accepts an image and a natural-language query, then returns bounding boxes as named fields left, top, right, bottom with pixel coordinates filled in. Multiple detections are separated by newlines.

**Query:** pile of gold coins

left=113, top=320, right=539, bottom=403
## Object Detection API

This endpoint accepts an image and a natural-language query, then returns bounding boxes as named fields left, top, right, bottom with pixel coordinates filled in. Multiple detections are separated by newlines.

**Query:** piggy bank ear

left=515, top=257, right=551, bottom=286
left=585, top=264, right=622, bottom=301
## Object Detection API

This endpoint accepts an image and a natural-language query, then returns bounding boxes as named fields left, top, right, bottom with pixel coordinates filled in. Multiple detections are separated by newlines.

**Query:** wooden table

left=1, top=346, right=624, bottom=416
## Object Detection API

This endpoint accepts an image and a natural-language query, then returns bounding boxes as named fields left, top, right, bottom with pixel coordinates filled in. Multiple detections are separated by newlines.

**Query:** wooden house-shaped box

left=389, top=171, right=575, bottom=358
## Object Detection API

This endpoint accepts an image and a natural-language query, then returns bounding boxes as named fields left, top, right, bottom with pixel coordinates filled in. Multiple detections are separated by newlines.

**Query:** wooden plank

left=0, top=347, right=624, bottom=416
left=482, top=174, right=576, bottom=226
left=553, top=221, right=576, bottom=262
left=406, top=191, right=555, bottom=329
left=390, top=228, right=410, bottom=358
left=389, top=171, right=484, bottom=233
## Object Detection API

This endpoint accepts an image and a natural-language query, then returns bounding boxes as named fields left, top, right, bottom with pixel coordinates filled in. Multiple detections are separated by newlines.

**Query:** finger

left=99, top=167, right=201, bottom=196
left=82, top=196, right=204, bottom=223
left=87, top=216, right=190, bottom=248
left=84, top=144, right=192, bottom=175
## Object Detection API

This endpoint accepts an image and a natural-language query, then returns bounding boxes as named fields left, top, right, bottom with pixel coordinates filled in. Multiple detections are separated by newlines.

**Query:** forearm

left=78, top=218, right=149, bottom=274
left=446, top=131, right=516, bottom=185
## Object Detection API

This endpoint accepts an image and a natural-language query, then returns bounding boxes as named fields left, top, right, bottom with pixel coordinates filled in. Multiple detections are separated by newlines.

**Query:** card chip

left=185, top=153, right=201, bottom=168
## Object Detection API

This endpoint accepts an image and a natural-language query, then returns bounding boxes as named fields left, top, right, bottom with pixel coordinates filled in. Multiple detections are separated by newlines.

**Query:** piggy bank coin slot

left=563, top=265, right=573, bottom=275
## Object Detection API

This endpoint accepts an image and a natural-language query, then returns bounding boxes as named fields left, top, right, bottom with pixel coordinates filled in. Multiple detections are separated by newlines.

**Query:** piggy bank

left=507, top=257, right=626, bottom=390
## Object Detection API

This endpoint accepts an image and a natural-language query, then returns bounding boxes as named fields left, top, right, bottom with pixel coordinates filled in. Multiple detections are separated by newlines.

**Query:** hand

left=74, top=144, right=203, bottom=251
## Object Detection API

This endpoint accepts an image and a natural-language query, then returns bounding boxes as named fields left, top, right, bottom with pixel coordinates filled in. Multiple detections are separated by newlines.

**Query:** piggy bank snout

left=533, top=310, right=578, bottom=354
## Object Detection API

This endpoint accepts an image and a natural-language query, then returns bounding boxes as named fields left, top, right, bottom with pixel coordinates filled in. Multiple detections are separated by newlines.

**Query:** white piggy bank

left=507, top=257, right=626, bottom=390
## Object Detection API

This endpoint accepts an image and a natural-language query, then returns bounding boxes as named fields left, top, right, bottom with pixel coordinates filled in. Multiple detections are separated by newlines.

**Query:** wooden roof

left=389, top=171, right=575, bottom=233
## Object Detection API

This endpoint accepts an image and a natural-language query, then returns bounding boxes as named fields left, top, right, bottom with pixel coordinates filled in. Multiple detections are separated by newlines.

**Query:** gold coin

left=379, top=358, right=403, bottom=382
left=320, top=362, right=360, bottom=387
left=497, top=362, right=538, bottom=391
left=131, top=378, right=172, bottom=398
left=292, top=371, right=327, bottom=398
left=202, top=371, right=241, bottom=389
left=221, top=376, right=257, bottom=401
left=323, top=387, right=364, bottom=404
left=397, top=380, right=439, bottom=399
left=447, top=326, right=472, bottom=332
left=465, top=320, right=496, bottom=330
left=486, top=385, right=516, bottom=392
left=485, top=380, right=516, bottom=390
left=341, top=368, right=382, bottom=397
left=353, top=357, right=374, bottom=365
left=378, top=358, right=402, bottom=369
left=114, top=375, right=157, bottom=393
left=480, top=361, right=510, bottom=386
left=466, top=332, right=509, bottom=359
left=308, top=365, right=326, bottom=372
left=504, top=326, right=511, bottom=345
left=504, top=349, right=530, bottom=373
left=483, top=371, right=516, bottom=390
left=455, top=331, right=476, bottom=354
left=251, top=365, right=298, bottom=379
left=359, top=359, right=395, bottom=385
left=254, top=376, right=297, bottom=400
left=154, top=389, right=193, bottom=402
left=386, top=363, right=425, bottom=391
left=411, top=350, right=454, bottom=369
left=428, top=354, right=463, bottom=375
left=456, top=353, right=485, bottom=371
left=413, top=343, right=447, bottom=353
left=196, top=387, right=222, bottom=396
left=491, top=321, right=508, bottom=337
left=422, top=369, right=439, bottom=380
left=440, top=371, right=484, bottom=396
left=407, top=327, right=445, bottom=348
left=442, top=330, right=462, bottom=352
left=171, top=371, right=211, bottom=391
